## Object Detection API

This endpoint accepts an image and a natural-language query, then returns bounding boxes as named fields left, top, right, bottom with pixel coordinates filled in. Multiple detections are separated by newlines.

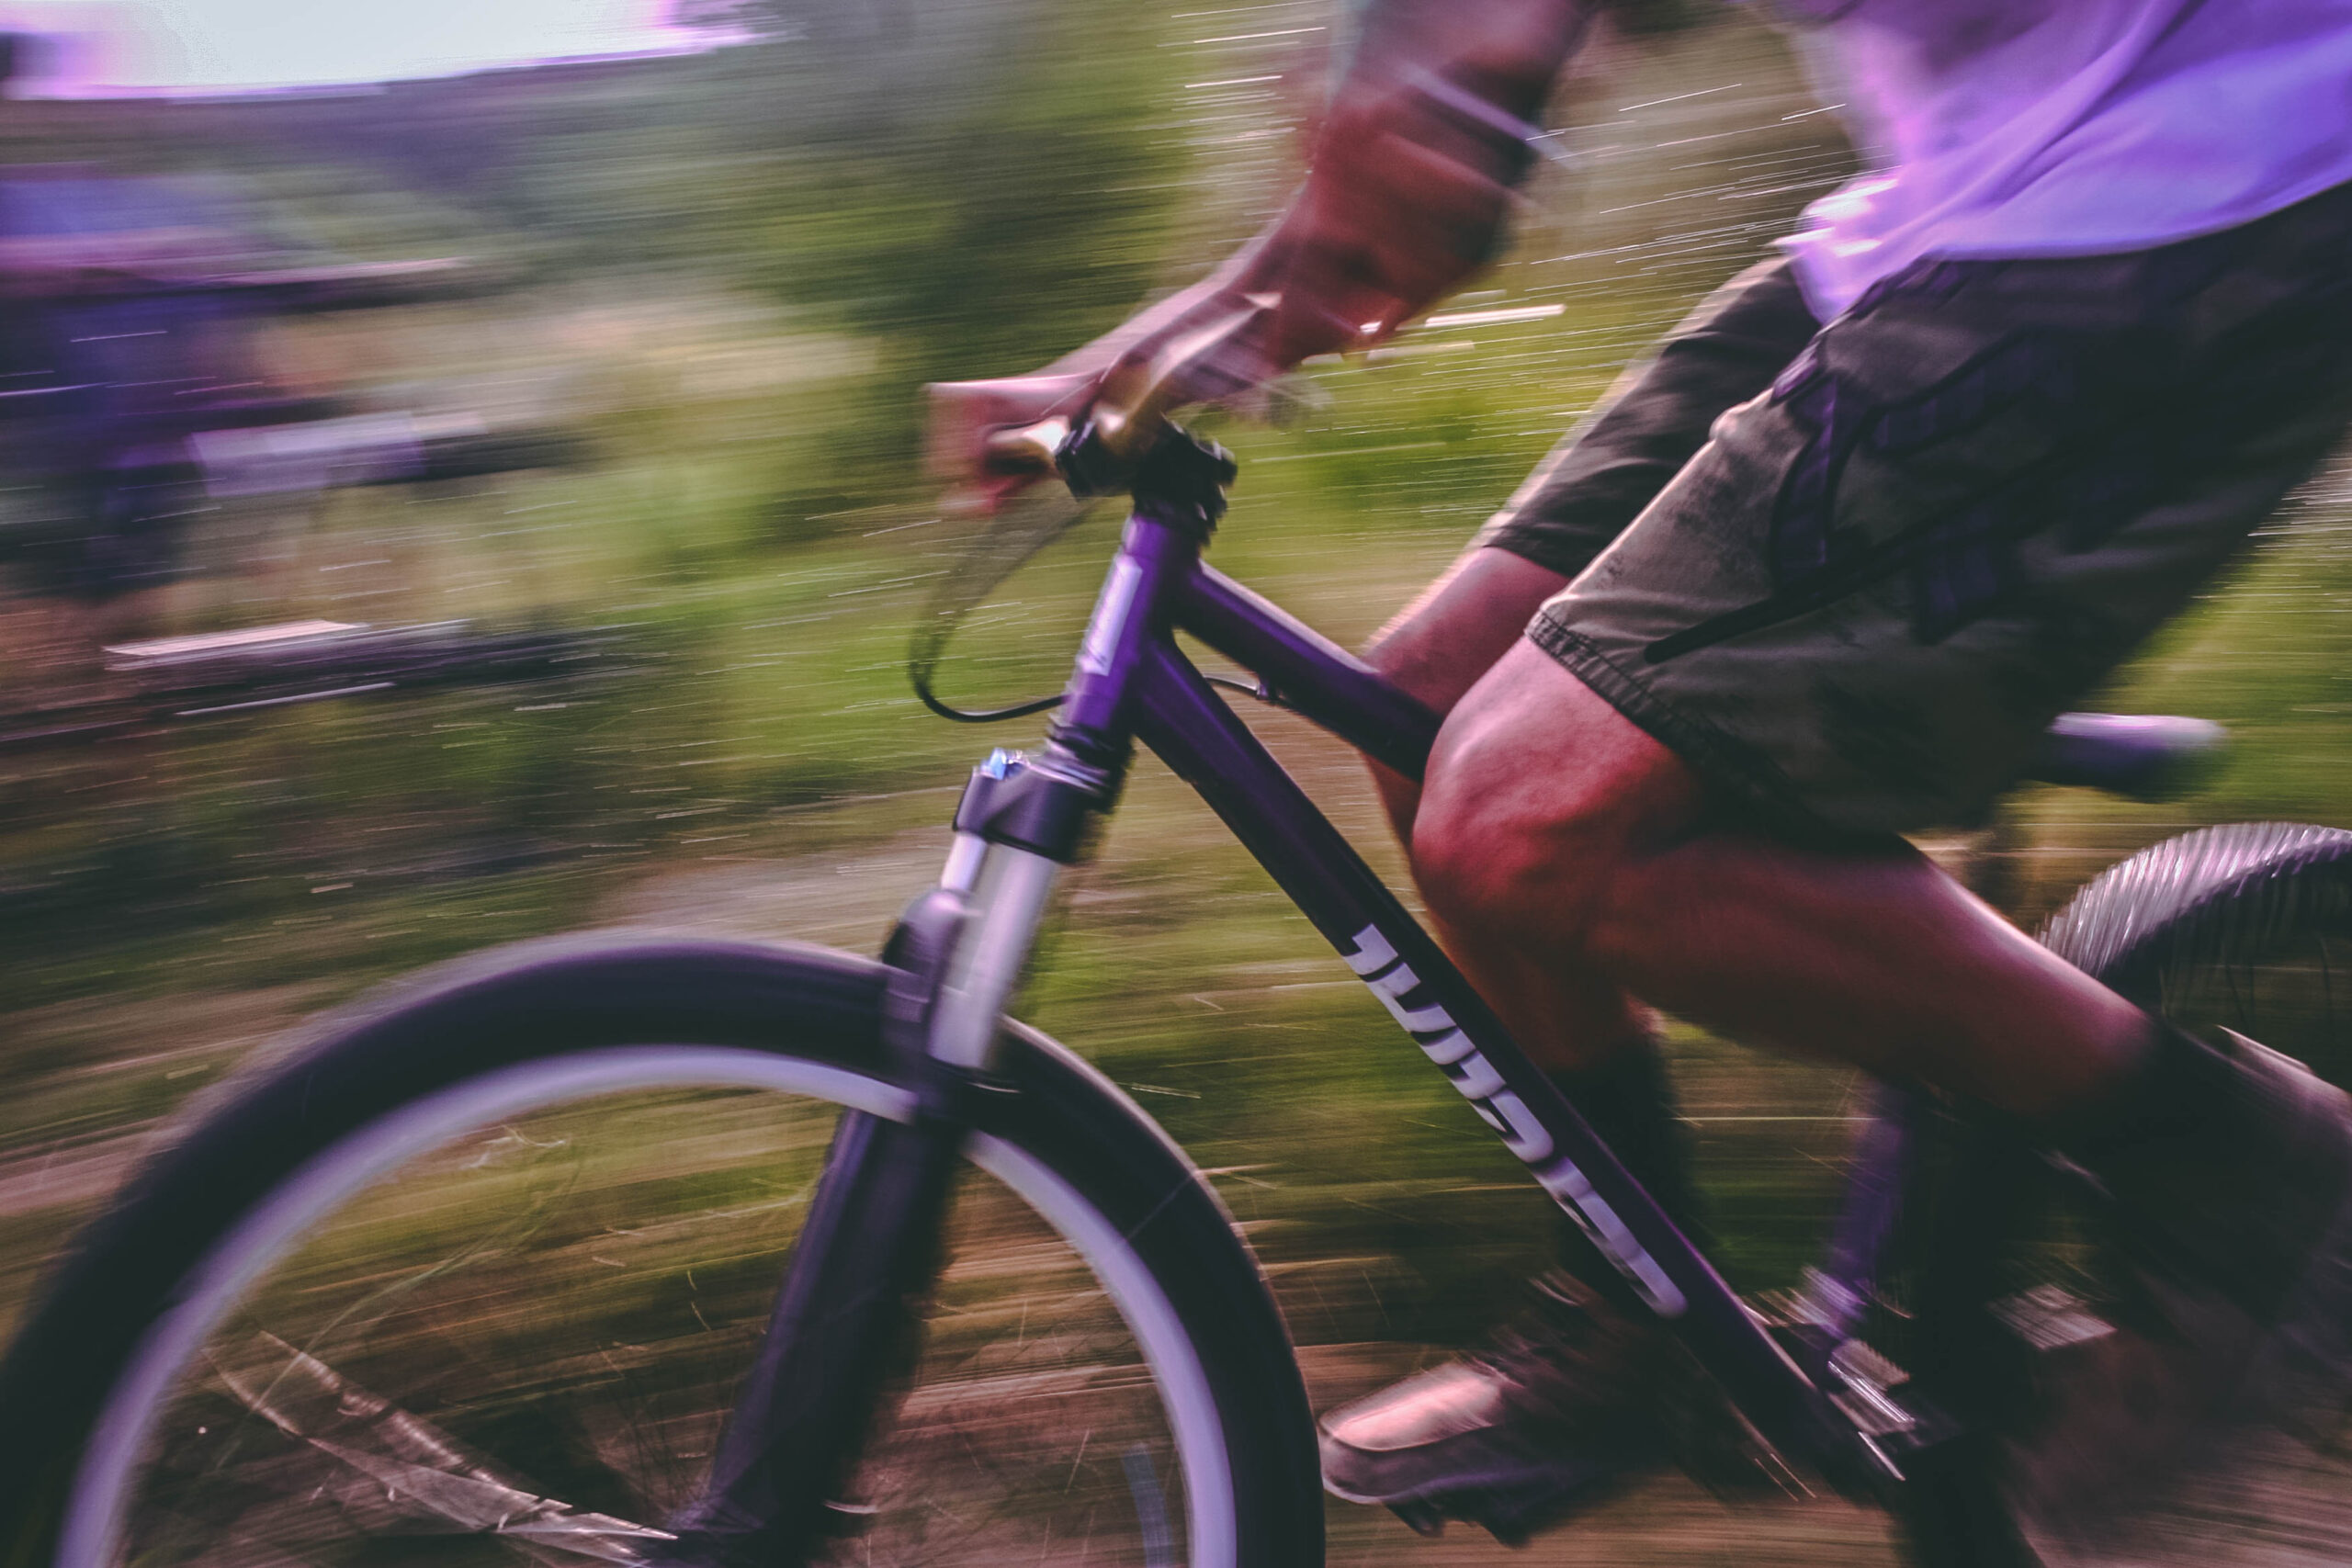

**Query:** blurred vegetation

left=2, top=7, right=2350, bottom=1553
left=0, top=2, right=1861, bottom=993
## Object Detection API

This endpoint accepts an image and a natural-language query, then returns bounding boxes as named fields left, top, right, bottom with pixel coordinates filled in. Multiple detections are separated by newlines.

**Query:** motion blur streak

left=1, top=4, right=2349, bottom=1562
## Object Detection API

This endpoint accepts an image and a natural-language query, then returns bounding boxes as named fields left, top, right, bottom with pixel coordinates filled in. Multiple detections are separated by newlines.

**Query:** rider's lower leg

left=1361, top=548, right=1658, bottom=1073
left=1363, top=547, right=1704, bottom=1261
left=1324, top=548, right=1786, bottom=1536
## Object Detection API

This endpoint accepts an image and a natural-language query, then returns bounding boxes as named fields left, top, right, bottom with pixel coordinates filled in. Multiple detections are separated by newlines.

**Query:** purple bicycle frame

left=1061, top=502, right=1841, bottom=1464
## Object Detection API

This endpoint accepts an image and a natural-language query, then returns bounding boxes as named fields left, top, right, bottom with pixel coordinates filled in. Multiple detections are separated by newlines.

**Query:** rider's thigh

left=1363, top=546, right=1566, bottom=713
left=1361, top=258, right=1812, bottom=836
left=1412, top=637, right=1705, bottom=940
left=1526, top=182, right=2352, bottom=840
left=1361, top=548, right=1566, bottom=837
left=1477, top=257, right=1817, bottom=582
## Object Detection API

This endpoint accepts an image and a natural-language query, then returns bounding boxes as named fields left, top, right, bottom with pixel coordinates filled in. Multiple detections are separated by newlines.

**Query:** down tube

left=1130, top=640, right=1826, bottom=1453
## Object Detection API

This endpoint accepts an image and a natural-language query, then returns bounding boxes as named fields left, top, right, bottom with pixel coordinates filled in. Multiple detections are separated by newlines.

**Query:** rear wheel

left=0, top=935, right=1322, bottom=1568
left=2006, top=822, right=2352, bottom=1562
left=2043, top=821, right=2352, bottom=1085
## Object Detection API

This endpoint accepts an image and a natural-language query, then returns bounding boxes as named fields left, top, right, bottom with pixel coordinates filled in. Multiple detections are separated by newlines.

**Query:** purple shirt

left=1770, top=0, right=2352, bottom=316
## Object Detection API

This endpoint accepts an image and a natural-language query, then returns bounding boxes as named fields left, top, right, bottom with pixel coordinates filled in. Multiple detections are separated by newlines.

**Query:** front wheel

left=0, top=935, right=1322, bottom=1568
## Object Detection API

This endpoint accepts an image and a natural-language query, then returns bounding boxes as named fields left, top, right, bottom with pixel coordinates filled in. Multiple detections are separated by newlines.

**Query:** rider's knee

left=1363, top=552, right=1567, bottom=841
left=1409, top=652, right=1701, bottom=954
left=1411, top=739, right=1639, bottom=953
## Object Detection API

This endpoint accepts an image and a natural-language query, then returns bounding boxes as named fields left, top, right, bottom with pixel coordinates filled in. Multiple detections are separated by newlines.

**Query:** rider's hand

left=925, top=285, right=1274, bottom=515
left=924, top=370, right=1097, bottom=516
left=922, top=79, right=1525, bottom=518
left=1259, top=74, right=1534, bottom=367
left=925, top=1, right=1579, bottom=513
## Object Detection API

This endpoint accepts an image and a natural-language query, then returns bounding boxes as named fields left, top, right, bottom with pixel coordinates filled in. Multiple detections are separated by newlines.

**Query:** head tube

left=1052, top=510, right=1202, bottom=760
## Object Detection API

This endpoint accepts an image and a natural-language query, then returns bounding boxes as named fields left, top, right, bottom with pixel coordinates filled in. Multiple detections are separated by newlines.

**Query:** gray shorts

left=1482, top=183, right=2352, bottom=839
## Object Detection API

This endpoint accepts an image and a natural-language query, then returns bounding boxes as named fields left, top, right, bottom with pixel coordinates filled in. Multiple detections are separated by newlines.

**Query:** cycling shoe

left=1318, top=1272, right=1786, bottom=1544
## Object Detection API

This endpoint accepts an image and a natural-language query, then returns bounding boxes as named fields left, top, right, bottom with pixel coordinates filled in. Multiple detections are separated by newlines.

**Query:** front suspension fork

left=665, top=754, right=1088, bottom=1565
left=671, top=476, right=1197, bottom=1562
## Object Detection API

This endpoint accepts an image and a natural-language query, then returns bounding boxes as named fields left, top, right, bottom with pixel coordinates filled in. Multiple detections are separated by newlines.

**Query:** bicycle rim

left=2136, top=889, right=2352, bottom=1095
left=64, top=1045, right=1236, bottom=1568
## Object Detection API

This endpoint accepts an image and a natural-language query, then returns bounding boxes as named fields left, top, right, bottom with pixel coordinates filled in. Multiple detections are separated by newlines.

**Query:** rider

left=935, top=0, right=2352, bottom=1538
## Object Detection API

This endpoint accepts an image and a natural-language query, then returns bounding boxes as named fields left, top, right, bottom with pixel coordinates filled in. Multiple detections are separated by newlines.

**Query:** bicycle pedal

left=1461, top=1477, right=1605, bottom=1549
left=1989, top=1283, right=2117, bottom=1358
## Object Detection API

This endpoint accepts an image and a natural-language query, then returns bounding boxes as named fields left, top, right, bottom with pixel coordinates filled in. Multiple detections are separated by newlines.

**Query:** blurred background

left=4, top=1, right=2352, bottom=1559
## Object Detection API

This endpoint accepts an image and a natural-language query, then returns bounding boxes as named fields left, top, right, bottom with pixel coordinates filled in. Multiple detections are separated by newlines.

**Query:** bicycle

left=2, top=346, right=2346, bottom=1568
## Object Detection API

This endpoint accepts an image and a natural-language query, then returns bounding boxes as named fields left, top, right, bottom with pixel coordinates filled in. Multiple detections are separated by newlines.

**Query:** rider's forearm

left=1035, top=224, right=1290, bottom=382
left=1046, top=0, right=1593, bottom=387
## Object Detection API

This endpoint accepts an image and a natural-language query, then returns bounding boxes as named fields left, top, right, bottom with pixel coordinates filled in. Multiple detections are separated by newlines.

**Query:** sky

left=0, top=1, right=714, bottom=96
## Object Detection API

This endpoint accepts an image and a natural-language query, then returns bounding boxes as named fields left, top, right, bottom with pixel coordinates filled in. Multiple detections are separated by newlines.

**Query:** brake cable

left=905, top=491, right=1091, bottom=724
left=904, top=485, right=1282, bottom=723
left=910, top=679, right=1064, bottom=726
left=910, top=334, right=1266, bottom=724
